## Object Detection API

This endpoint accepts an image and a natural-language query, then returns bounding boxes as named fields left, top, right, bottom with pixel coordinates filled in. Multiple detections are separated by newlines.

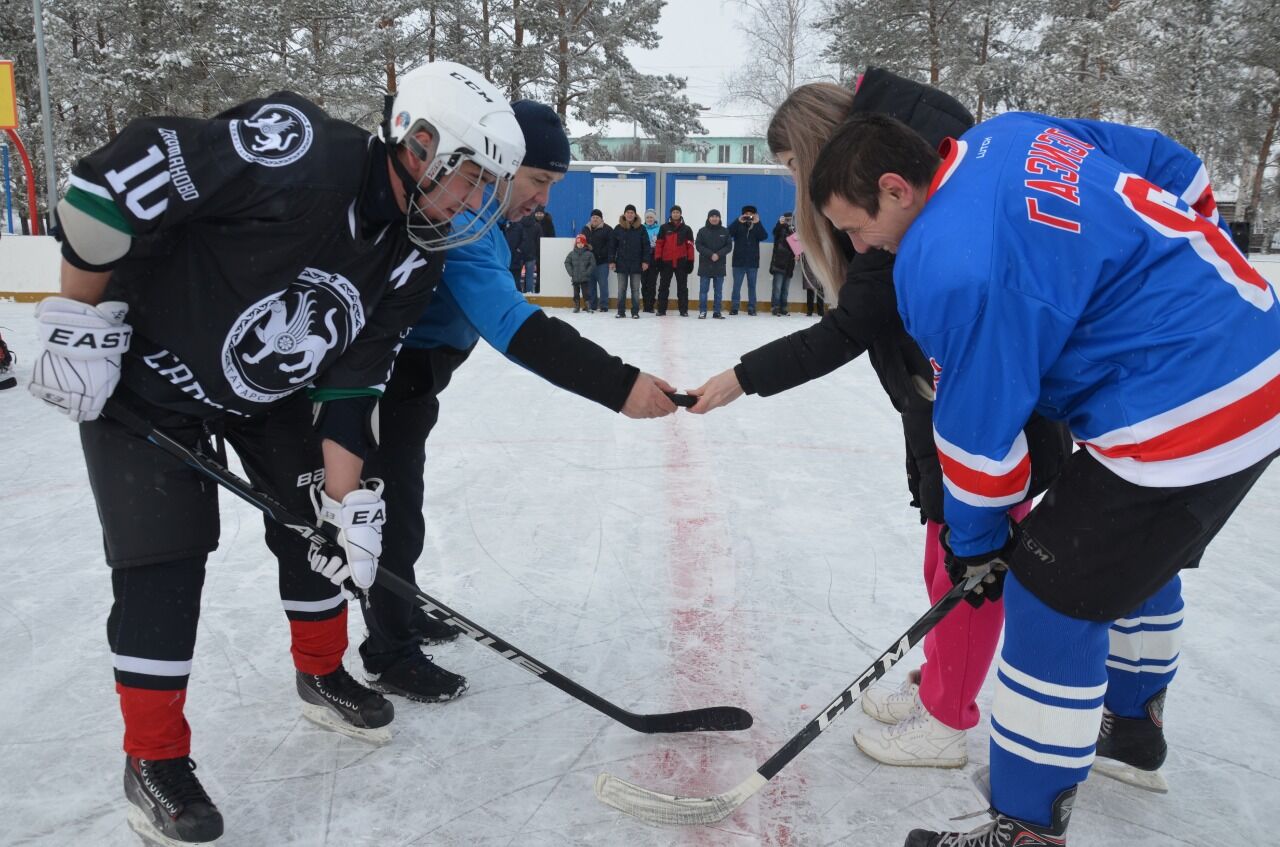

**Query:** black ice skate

left=367, top=652, right=469, bottom=703
left=904, top=784, right=1074, bottom=847
left=297, top=665, right=394, bottom=745
left=408, top=606, right=460, bottom=645
left=1092, top=688, right=1169, bottom=793
left=124, top=755, right=223, bottom=847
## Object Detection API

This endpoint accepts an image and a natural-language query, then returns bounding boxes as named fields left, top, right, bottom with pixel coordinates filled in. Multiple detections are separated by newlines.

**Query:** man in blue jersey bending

left=809, top=112, right=1280, bottom=846
left=357, top=101, right=679, bottom=703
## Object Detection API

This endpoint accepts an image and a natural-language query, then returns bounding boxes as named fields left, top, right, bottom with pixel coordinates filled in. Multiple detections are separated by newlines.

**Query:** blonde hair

left=767, top=82, right=855, bottom=303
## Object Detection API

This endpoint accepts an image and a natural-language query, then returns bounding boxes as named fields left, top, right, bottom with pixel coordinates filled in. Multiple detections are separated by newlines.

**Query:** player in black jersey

left=356, top=100, right=681, bottom=703
left=28, top=61, right=525, bottom=846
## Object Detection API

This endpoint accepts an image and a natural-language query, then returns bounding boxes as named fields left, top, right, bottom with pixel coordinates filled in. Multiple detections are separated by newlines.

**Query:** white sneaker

left=853, top=702, right=968, bottom=768
left=861, top=669, right=921, bottom=724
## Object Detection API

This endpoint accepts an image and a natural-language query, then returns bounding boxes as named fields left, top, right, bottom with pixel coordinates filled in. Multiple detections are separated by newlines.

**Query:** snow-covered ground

left=1, top=299, right=1277, bottom=846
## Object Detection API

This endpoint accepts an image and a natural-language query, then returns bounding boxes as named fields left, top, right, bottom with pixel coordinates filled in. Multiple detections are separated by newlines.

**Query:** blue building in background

left=543, top=162, right=793, bottom=242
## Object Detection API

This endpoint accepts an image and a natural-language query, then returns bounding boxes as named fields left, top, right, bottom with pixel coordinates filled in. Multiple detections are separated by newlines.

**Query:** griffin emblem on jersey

left=222, top=268, right=366, bottom=403
left=229, top=103, right=313, bottom=167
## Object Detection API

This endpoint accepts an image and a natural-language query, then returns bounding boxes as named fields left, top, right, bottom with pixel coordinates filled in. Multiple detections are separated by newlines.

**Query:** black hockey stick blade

left=108, top=405, right=753, bottom=735
left=595, top=575, right=982, bottom=823
left=0, top=376, right=16, bottom=391
left=372, top=566, right=753, bottom=734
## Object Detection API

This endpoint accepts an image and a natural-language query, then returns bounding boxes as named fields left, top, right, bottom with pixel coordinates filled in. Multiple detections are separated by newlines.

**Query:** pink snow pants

left=918, top=500, right=1032, bottom=731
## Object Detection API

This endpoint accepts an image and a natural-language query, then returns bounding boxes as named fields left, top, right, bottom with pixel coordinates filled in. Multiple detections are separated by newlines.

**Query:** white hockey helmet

left=384, top=61, right=525, bottom=251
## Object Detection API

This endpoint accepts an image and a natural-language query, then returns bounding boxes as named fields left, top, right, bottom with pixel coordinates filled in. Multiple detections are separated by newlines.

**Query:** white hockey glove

left=29, top=297, right=132, bottom=423
left=308, top=479, right=386, bottom=590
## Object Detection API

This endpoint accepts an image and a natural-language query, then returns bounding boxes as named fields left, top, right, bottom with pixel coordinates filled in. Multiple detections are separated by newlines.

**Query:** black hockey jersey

left=62, top=92, right=440, bottom=418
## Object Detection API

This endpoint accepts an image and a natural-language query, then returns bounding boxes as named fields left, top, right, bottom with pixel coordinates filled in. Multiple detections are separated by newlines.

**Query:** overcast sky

left=566, top=1, right=766, bottom=140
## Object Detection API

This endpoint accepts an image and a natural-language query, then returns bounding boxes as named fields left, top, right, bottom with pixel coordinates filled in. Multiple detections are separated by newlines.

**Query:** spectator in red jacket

left=652, top=205, right=695, bottom=316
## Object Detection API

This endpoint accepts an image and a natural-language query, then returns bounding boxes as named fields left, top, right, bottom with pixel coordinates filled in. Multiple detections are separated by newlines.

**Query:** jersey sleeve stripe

left=1179, top=164, right=1220, bottom=224
left=68, top=174, right=113, bottom=200
left=935, top=428, right=1031, bottom=505
left=65, top=184, right=135, bottom=235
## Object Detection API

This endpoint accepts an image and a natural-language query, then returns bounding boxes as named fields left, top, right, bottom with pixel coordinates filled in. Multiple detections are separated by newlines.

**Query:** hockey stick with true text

left=108, top=404, right=754, bottom=734
left=594, top=573, right=987, bottom=823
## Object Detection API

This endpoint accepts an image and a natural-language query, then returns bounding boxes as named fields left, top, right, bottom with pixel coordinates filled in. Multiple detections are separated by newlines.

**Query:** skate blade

left=300, top=703, right=392, bottom=746
left=126, top=806, right=217, bottom=847
left=1091, top=756, right=1169, bottom=793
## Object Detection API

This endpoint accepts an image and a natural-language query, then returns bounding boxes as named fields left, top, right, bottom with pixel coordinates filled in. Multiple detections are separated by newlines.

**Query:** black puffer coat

left=695, top=212, right=733, bottom=277
left=580, top=222, right=613, bottom=265
left=609, top=217, right=653, bottom=273
left=769, top=221, right=796, bottom=276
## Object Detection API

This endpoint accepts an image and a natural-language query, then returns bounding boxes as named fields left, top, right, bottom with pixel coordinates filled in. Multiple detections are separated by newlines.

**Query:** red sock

left=289, top=604, right=348, bottom=675
left=118, top=684, right=191, bottom=760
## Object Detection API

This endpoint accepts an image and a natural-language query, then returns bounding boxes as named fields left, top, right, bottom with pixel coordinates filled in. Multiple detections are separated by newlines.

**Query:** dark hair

left=808, top=113, right=939, bottom=216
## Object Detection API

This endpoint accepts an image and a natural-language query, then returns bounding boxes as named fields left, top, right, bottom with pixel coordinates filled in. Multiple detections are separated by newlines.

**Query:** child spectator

left=564, top=233, right=596, bottom=312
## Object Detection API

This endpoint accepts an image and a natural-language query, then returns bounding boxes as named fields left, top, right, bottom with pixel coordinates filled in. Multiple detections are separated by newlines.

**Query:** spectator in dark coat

left=695, top=209, right=732, bottom=318
left=503, top=220, right=525, bottom=292
left=802, top=259, right=826, bottom=316
left=770, top=212, right=797, bottom=315
left=515, top=214, right=542, bottom=293
left=653, top=205, right=695, bottom=316
left=727, top=204, right=767, bottom=315
left=535, top=207, right=555, bottom=237
left=609, top=203, right=651, bottom=318
left=580, top=209, right=613, bottom=311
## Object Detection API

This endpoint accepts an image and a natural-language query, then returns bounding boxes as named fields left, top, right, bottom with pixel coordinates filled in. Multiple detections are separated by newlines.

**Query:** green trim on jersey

left=64, top=185, right=135, bottom=235
left=308, top=387, right=384, bottom=401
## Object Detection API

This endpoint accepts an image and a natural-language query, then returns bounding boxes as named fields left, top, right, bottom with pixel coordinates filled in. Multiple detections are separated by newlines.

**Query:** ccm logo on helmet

left=449, top=71, right=493, bottom=103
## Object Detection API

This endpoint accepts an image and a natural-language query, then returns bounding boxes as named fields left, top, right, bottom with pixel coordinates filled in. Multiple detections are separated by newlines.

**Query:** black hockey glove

left=940, top=523, right=1016, bottom=609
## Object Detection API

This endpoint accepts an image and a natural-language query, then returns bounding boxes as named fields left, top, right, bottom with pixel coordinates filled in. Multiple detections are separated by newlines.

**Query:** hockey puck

left=664, top=391, right=697, bottom=408
left=0, top=376, right=16, bottom=391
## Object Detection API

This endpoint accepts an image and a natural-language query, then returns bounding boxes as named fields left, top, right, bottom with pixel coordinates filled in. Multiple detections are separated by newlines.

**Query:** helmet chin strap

left=388, top=141, right=450, bottom=239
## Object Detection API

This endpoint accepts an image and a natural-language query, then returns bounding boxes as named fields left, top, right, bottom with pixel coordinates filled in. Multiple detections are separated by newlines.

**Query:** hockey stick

left=594, top=573, right=986, bottom=823
left=107, top=404, right=754, bottom=734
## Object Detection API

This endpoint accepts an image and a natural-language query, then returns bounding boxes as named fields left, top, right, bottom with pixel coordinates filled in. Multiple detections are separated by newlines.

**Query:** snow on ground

left=1, top=298, right=1277, bottom=846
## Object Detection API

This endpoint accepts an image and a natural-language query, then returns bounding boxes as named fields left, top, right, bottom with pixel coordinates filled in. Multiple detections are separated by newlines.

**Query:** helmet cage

left=398, top=116, right=515, bottom=252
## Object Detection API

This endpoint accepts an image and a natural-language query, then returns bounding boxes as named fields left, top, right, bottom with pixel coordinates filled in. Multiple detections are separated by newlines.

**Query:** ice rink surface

left=1, top=298, right=1278, bottom=846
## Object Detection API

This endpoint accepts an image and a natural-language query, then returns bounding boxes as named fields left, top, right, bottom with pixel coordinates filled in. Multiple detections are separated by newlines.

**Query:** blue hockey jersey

left=405, top=212, right=539, bottom=353
left=894, top=112, right=1280, bottom=556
